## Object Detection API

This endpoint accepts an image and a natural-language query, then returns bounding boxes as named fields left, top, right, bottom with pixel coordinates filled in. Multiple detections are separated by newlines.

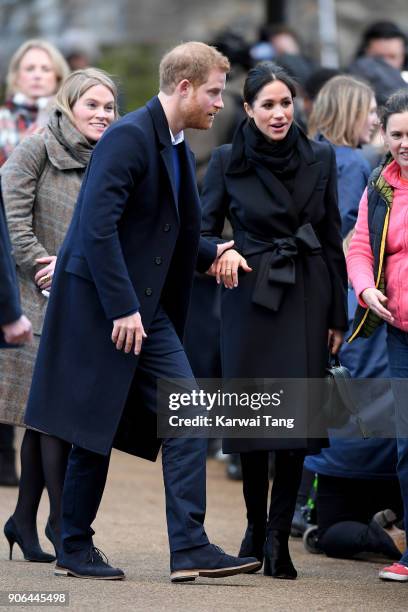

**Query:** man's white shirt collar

left=169, top=128, right=184, bottom=145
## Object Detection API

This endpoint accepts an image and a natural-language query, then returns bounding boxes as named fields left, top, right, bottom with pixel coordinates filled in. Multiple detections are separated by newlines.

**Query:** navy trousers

left=61, top=306, right=209, bottom=558
left=387, top=325, right=408, bottom=565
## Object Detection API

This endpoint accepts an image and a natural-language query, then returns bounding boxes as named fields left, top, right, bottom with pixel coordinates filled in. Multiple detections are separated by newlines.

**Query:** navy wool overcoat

left=24, top=97, right=216, bottom=460
left=0, top=178, right=22, bottom=347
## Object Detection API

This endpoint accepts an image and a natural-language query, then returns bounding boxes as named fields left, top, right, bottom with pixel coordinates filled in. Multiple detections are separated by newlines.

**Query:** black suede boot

left=238, top=452, right=269, bottom=567
left=238, top=523, right=266, bottom=564
left=263, top=530, right=297, bottom=579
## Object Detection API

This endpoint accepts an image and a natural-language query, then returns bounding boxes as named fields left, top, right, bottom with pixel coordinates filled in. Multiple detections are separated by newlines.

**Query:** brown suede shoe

left=372, top=509, right=406, bottom=555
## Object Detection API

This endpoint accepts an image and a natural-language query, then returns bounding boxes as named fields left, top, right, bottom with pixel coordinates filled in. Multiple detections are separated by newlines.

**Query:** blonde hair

left=159, top=41, right=230, bottom=94
left=308, top=75, right=374, bottom=148
left=6, top=39, right=70, bottom=97
left=54, top=68, right=119, bottom=123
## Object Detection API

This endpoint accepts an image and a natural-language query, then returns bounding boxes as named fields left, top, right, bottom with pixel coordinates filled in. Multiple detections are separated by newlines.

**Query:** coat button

left=154, top=256, right=163, bottom=265
left=163, top=224, right=171, bottom=232
left=145, top=288, right=153, bottom=296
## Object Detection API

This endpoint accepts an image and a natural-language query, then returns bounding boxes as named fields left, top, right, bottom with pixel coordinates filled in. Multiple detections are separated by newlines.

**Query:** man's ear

left=177, top=79, right=192, bottom=97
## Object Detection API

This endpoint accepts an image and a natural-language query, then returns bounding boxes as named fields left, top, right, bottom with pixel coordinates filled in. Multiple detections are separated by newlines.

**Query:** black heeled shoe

left=263, top=529, right=297, bottom=579
left=4, top=517, right=56, bottom=562
left=238, top=523, right=266, bottom=567
left=45, top=520, right=60, bottom=557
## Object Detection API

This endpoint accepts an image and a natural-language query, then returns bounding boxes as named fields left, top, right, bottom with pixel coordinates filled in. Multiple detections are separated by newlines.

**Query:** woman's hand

left=328, top=329, right=344, bottom=355
left=361, top=288, right=394, bottom=324
left=210, top=249, right=253, bottom=289
left=34, top=256, right=57, bottom=290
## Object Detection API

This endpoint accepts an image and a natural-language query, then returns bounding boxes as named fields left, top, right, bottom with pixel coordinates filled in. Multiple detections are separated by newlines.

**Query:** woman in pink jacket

left=347, top=89, right=408, bottom=582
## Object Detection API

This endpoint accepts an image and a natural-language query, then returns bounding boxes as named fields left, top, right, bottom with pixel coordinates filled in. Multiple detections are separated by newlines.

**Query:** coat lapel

left=179, top=142, right=202, bottom=226
left=292, top=136, right=322, bottom=216
left=160, top=145, right=179, bottom=214
left=146, top=97, right=180, bottom=220
left=252, top=164, right=299, bottom=226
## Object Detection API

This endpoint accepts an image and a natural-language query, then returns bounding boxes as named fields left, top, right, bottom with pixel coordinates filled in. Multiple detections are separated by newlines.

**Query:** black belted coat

left=201, top=132, right=348, bottom=453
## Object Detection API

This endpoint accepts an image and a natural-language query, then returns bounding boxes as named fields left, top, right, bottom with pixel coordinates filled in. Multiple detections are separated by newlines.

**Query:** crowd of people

left=1, top=19, right=408, bottom=585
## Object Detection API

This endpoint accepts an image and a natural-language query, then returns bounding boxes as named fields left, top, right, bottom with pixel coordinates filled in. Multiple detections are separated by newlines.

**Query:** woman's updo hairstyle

left=380, top=89, right=408, bottom=130
left=243, top=61, right=297, bottom=106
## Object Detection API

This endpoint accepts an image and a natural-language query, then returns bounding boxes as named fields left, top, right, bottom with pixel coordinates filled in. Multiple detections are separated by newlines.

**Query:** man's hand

left=216, top=240, right=235, bottom=259
left=361, top=288, right=394, bottom=324
left=35, top=256, right=57, bottom=290
left=328, top=329, right=344, bottom=355
left=2, top=315, right=33, bottom=345
left=112, top=312, right=147, bottom=355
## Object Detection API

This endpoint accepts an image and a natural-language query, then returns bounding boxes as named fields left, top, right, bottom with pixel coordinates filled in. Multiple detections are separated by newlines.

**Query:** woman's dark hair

left=258, top=24, right=302, bottom=48
left=380, top=88, right=408, bottom=129
left=243, top=61, right=297, bottom=106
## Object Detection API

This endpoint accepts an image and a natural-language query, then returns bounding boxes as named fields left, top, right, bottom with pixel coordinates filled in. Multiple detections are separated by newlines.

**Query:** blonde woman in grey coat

left=0, top=68, right=118, bottom=562
left=0, top=39, right=69, bottom=488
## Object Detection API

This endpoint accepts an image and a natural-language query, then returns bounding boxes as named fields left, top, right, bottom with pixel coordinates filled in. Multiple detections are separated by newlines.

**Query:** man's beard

left=183, top=97, right=213, bottom=130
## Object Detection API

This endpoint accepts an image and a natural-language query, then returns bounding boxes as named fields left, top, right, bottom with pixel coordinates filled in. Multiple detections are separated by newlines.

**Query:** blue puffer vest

left=348, top=154, right=394, bottom=343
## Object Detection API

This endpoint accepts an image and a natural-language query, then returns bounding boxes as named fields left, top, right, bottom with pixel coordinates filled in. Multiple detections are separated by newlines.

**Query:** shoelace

left=88, top=546, right=109, bottom=565
left=213, top=545, right=225, bottom=555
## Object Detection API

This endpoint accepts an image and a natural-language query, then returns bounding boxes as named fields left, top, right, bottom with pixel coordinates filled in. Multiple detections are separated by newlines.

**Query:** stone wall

left=286, top=0, right=408, bottom=66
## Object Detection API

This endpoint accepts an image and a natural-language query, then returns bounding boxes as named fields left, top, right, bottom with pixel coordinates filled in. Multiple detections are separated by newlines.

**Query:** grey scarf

left=47, top=109, right=93, bottom=166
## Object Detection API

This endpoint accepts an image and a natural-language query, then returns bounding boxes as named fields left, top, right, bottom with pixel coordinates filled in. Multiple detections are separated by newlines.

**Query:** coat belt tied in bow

left=234, top=223, right=322, bottom=312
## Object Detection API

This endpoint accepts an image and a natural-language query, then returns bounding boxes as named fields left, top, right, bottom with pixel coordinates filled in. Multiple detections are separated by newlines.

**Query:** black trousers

left=0, top=423, right=14, bottom=450
left=316, top=472, right=403, bottom=558
left=240, top=450, right=305, bottom=531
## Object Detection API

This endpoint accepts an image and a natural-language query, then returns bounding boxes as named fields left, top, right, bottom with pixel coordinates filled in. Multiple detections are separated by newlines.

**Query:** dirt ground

left=1, top=450, right=407, bottom=611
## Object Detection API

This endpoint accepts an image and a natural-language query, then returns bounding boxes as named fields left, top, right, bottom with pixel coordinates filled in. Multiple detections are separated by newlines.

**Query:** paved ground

left=1, top=450, right=407, bottom=612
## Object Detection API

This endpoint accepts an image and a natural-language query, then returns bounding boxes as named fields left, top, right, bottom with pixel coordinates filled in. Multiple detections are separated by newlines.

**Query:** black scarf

left=232, top=119, right=302, bottom=193
left=243, top=119, right=301, bottom=193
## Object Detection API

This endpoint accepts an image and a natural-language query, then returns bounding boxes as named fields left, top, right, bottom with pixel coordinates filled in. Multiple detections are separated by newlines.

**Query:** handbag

left=323, top=354, right=369, bottom=437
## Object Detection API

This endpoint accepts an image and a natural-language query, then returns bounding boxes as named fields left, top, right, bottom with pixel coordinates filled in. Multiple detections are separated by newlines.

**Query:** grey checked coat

left=0, top=111, right=93, bottom=425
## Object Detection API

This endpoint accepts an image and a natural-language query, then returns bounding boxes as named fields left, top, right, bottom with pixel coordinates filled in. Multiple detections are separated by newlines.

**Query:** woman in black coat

left=201, top=63, right=348, bottom=579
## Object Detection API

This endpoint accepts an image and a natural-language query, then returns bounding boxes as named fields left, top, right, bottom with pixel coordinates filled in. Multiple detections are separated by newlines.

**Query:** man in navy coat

left=0, top=189, right=32, bottom=347
left=0, top=188, right=32, bottom=489
left=25, top=42, right=260, bottom=581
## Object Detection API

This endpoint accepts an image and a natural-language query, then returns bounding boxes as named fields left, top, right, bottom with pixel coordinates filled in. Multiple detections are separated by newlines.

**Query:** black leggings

left=12, top=429, right=71, bottom=547
left=240, top=450, right=305, bottom=531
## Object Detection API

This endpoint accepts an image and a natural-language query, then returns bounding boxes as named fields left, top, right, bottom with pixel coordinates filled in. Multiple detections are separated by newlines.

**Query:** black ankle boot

left=263, top=529, right=297, bottom=579
left=0, top=450, right=19, bottom=487
left=238, top=523, right=266, bottom=565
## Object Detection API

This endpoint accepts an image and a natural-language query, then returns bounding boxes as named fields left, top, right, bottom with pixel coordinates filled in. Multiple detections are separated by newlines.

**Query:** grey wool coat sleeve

left=1, top=134, right=49, bottom=277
